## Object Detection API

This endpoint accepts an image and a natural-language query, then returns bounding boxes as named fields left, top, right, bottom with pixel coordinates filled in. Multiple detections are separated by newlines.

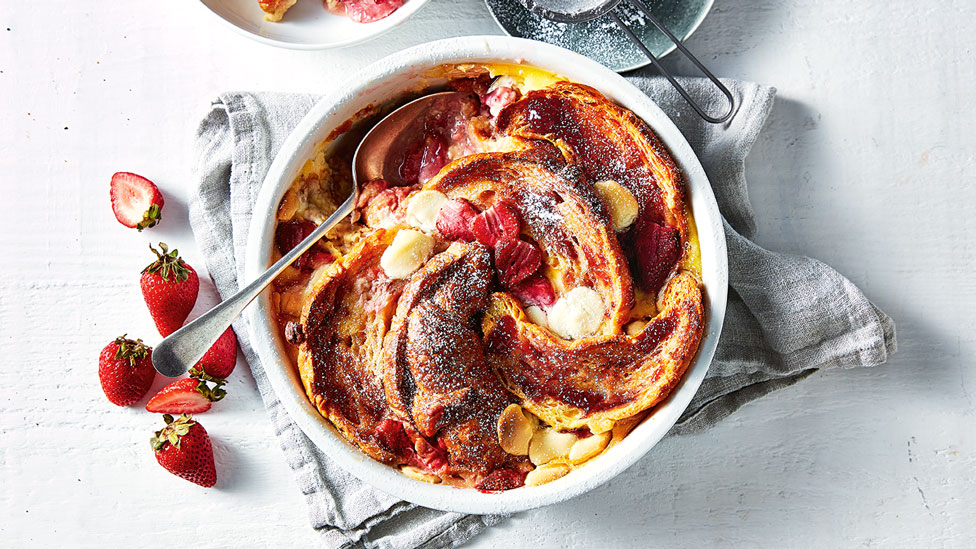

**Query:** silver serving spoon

left=151, top=91, right=463, bottom=377
left=519, top=0, right=735, bottom=123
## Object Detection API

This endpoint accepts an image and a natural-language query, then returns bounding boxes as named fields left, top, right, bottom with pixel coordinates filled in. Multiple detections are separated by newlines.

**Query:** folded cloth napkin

left=189, top=78, right=896, bottom=548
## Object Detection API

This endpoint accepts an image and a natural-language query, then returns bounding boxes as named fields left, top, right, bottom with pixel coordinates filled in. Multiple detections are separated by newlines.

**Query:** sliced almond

left=400, top=465, right=441, bottom=484
left=528, top=428, right=577, bottom=466
left=568, top=432, right=611, bottom=464
left=547, top=287, right=605, bottom=340
left=524, top=305, right=549, bottom=328
left=380, top=229, right=434, bottom=279
left=497, top=404, right=534, bottom=455
left=524, top=463, right=570, bottom=487
left=405, top=190, right=448, bottom=233
left=625, top=319, right=647, bottom=337
left=593, top=180, right=639, bottom=231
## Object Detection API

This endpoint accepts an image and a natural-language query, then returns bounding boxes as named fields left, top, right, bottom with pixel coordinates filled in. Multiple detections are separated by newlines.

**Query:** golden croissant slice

left=483, top=271, right=703, bottom=434
left=382, top=243, right=528, bottom=485
left=497, top=81, right=690, bottom=247
left=424, top=143, right=634, bottom=336
left=297, top=228, right=407, bottom=463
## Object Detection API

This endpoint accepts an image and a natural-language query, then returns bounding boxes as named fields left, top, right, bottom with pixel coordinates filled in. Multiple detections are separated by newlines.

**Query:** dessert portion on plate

left=259, top=0, right=406, bottom=23
left=270, top=63, right=704, bottom=491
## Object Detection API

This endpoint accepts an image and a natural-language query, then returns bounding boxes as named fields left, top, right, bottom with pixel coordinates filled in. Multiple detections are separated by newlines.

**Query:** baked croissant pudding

left=270, top=64, right=705, bottom=491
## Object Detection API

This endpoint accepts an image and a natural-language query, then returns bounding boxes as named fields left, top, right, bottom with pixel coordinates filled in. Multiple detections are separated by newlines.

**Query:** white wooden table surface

left=2, top=1, right=973, bottom=547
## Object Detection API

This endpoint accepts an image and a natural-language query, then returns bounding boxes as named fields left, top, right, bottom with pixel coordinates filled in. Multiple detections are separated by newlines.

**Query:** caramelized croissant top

left=278, top=71, right=705, bottom=491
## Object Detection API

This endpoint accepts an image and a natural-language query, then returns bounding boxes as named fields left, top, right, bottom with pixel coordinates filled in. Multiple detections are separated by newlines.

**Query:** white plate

left=244, top=36, right=727, bottom=514
left=197, top=0, right=430, bottom=50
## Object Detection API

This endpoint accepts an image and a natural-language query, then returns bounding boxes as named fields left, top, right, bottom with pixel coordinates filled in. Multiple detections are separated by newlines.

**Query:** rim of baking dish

left=244, top=35, right=727, bottom=515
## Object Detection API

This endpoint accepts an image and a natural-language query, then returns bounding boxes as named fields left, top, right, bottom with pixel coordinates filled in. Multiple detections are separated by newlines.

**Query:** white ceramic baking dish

left=244, top=35, right=727, bottom=515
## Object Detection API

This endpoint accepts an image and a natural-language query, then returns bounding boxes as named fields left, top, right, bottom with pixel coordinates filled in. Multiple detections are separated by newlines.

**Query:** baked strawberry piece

left=435, top=199, right=478, bottom=241
left=471, top=201, right=520, bottom=248
left=634, top=221, right=681, bottom=293
left=275, top=220, right=333, bottom=271
left=495, top=239, right=542, bottom=287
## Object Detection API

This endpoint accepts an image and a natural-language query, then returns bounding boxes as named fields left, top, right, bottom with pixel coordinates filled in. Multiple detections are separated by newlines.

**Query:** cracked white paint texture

left=1, top=0, right=973, bottom=547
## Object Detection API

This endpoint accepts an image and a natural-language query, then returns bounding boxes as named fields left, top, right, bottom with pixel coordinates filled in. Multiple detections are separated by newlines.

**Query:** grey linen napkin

left=188, top=79, right=896, bottom=548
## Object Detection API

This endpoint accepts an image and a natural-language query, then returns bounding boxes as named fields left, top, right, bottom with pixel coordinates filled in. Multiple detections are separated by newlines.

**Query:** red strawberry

left=146, top=377, right=226, bottom=414
left=510, top=274, right=556, bottom=308
left=634, top=222, right=681, bottom=293
left=189, top=328, right=238, bottom=380
left=471, top=201, right=520, bottom=248
left=275, top=221, right=334, bottom=272
left=435, top=198, right=478, bottom=241
left=110, top=172, right=164, bottom=231
left=151, top=413, right=217, bottom=488
left=495, top=239, right=542, bottom=287
left=140, top=242, right=200, bottom=337
left=98, top=335, right=156, bottom=406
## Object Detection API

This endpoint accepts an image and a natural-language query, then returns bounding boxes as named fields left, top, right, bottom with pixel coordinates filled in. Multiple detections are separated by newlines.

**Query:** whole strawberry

left=151, top=413, right=217, bottom=487
left=98, top=335, right=156, bottom=406
left=189, top=327, right=238, bottom=380
left=141, top=242, right=199, bottom=337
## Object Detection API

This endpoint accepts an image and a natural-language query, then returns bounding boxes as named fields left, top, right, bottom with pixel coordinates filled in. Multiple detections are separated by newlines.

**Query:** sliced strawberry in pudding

left=495, top=239, right=542, bottom=287
left=435, top=198, right=478, bottom=241
left=471, top=201, right=520, bottom=248
left=634, top=221, right=681, bottom=293
left=275, top=220, right=332, bottom=271
left=510, top=274, right=556, bottom=308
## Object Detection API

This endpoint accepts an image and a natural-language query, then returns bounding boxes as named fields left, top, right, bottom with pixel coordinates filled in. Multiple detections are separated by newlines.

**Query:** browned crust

left=298, top=229, right=405, bottom=462
left=425, top=143, right=634, bottom=334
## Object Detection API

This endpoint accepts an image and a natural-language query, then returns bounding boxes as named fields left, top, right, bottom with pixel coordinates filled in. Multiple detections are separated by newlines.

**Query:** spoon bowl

left=151, top=91, right=461, bottom=378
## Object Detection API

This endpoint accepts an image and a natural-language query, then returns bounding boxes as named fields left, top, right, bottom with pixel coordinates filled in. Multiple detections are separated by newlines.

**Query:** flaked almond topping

left=525, top=305, right=549, bottom=328
left=593, top=180, right=639, bottom=231
left=568, top=431, right=611, bottom=463
left=547, top=287, right=605, bottom=340
left=528, top=428, right=577, bottom=466
left=405, top=190, right=449, bottom=233
left=400, top=465, right=442, bottom=484
left=625, top=319, right=647, bottom=337
left=524, top=463, right=570, bottom=487
left=380, top=229, right=434, bottom=279
left=497, top=404, right=534, bottom=455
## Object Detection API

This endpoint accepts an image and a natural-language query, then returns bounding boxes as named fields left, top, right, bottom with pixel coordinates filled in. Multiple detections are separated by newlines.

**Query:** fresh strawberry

left=140, top=242, right=199, bottom=337
left=189, top=327, right=237, bottom=380
left=151, top=413, right=217, bottom=488
left=435, top=198, right=478, bottom=241
left=634, top=221, right=681, bottom=293
left=510, top=274, right=556, bottom=308
left=471, top=201, right=520, bottom=248
left=98, top=335, right=156, bottom=406
left=146, top=377, right=226, bottom=414
left=109, top=172, right=164, bottom=231
left=495, top=239, right=542, bottom=287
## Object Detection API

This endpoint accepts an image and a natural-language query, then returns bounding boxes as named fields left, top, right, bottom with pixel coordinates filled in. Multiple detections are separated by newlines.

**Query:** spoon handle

left=151, top=193, right=357, bottom=377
